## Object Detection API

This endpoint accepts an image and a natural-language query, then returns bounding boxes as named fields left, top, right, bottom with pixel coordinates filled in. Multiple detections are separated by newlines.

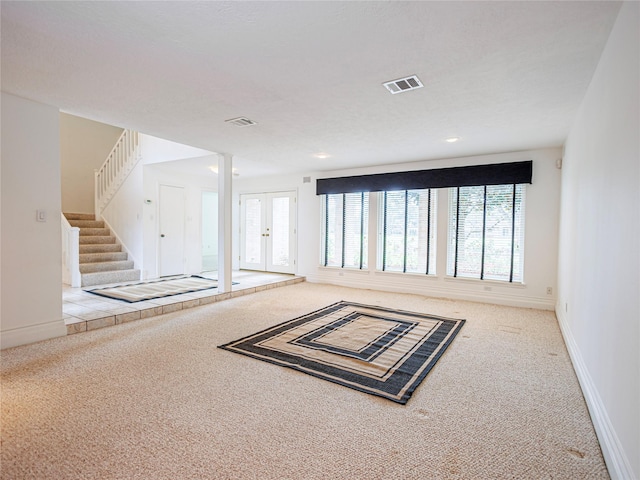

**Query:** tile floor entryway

left=63, top=271, right=304, bottom=335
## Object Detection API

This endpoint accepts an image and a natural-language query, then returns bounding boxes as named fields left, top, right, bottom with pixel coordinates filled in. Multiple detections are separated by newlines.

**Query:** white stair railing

left=94, top=129, right=140, bottom=219
left=61, top=214, right=81, bottom=288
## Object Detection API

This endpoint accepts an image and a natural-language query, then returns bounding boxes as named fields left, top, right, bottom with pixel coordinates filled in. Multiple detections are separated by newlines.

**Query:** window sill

left=317, top=266, right=370, bottom=275
left=373, top=270, right=438, bottom=280
left=443, top=276, right=526, bottom=288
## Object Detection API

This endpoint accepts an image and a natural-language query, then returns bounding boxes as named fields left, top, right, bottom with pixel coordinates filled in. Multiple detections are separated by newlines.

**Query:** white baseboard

left=305, top=272, right=555, bottom=310
left=1, top=319, right=67, bottom=350
left=555, top=306, right=636, bottom=480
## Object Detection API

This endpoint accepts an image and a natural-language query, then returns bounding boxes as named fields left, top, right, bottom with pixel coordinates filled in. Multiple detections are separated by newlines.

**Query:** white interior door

left=159, top=185, right=185, bottom=277
left=240, top=191, right=296, bottom=274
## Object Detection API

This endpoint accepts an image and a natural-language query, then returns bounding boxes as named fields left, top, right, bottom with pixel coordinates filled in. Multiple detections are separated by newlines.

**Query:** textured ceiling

left=1, top=1, right=622, bottom=177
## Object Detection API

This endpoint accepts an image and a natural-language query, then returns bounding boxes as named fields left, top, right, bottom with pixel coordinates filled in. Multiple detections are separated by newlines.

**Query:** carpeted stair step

left=68, top=219, right=105, bottom=229
left=81, top=269, right=141, bottom=288
left=64, top=213, right=95, bottom=221
left=79, top=227, right=111, bottom=237
left=64, top=212, right=141, bottom=288
left=80, top=260, right=135, bottom=274
left=80, top=244, right=122, bottom=254
left=79, top=235, right=116, bottom=245
left=79, top=252, right=128, bottom=264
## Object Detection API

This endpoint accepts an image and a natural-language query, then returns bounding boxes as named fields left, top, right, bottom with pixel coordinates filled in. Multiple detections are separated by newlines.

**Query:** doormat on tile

left=85, top=276, right=223, bottom=303
left=218, top=301, right=465, bottom=404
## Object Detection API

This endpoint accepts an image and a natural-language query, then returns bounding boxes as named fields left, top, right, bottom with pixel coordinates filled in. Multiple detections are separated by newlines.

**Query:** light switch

left=36, top=210, right=47, bottom=222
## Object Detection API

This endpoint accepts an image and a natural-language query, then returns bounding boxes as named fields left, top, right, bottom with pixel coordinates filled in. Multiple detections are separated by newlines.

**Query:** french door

left=240, top=191, right=296, bottom=274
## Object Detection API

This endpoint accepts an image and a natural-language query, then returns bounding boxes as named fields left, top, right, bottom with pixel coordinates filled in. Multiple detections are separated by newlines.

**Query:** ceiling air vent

left=383, top=75, right=423, bottom=94
left=225, top=117, right=257, bottom=127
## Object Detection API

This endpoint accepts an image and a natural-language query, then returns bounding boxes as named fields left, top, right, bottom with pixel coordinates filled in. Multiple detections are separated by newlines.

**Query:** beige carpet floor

left=0, top=283, right=608, bottom=479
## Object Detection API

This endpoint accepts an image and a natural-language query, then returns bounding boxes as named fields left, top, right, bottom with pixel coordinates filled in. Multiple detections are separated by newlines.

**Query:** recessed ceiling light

left=313, top=152, right=331, bottom=159
left=445, top=137, right=460, bottom=143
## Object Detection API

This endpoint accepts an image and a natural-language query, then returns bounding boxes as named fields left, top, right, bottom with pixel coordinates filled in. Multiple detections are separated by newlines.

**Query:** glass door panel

left=240, top=195, right=265, bottom=270
left=240, top=191, right=296, bottom=274
left=270, top=196, right=290, bottom=267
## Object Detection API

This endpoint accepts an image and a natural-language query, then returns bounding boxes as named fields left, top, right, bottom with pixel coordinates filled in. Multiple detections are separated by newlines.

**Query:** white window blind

left=379, top=189, right=436, bottom=274
left=322, top=193, right=368, bottom=268
left=447, top=184, right=525, bottom=282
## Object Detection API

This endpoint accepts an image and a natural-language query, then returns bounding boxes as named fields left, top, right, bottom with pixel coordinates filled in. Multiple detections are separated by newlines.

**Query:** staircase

left=64, top=213, right=140, bottom=287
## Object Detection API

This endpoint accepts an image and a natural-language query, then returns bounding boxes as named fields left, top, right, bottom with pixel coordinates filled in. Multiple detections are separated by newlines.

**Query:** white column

left=217, top=153, right=233, bottom=293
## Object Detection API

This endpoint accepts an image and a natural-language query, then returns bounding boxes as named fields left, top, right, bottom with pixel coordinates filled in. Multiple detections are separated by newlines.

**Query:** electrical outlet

left=546, top=287, right=553, bottom=295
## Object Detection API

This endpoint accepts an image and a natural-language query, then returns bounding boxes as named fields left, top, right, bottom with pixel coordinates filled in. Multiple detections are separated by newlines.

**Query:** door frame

left=239, top=189, right=297, bottom=274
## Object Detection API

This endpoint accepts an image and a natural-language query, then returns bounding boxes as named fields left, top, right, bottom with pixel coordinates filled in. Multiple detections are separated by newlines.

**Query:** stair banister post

left=69, top=226, right=81, bottom=288
left=94, top=168, right=101, bottom=220
left=61, top=214, right=81, bottom=288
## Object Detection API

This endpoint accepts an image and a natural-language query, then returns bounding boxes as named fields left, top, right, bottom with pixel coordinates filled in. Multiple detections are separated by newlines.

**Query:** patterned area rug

left=86, top=276, right=220, bottom=303
left=219, top=301, right=465, bottom=404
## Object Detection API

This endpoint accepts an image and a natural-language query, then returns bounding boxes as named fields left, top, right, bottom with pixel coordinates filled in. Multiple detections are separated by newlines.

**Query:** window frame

left=377, top=188, right=437, bottom=275
left=447, top=183, right=525, bottom=283
left=321, top=192, right=368, bottom=269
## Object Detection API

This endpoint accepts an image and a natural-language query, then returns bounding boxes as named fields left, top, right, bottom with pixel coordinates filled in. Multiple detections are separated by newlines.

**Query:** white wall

left=235, top=147, right=561, bottom=310
left=141, top=135, right=212, bottom=165
left=60, top=113, right=123, bottom=214
left=1, top=93, right=66, bottom=349
left=101, top=135, right=218, bottom=277
left=202, top=192, right=218, bottom=271
left=102, top=160, right=145, bottom=270
left=557, top=3, right=639, bottom=479
left=142, top=163, right=218, bottom=279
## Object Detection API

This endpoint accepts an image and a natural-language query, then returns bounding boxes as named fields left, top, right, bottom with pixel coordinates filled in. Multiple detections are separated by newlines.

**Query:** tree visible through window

left=447, top=184, right=525, bottom=282
left=322, top=193, right=368, bottom=268
left=379, top=189, right=436, bottom=274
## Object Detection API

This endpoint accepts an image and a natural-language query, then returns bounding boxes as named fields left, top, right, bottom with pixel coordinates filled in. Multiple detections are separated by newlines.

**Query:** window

left=447, top=184, right=525, bottom=282
left=322, top=193, right=368, bottom=268
left=378, top=189, right=436, bottom=274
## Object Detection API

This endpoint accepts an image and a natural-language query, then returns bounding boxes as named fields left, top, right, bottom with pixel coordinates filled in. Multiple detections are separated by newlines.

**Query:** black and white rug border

left=85, top=275, right=221, bottom=303
left=219, top=300, right=465, bottom=404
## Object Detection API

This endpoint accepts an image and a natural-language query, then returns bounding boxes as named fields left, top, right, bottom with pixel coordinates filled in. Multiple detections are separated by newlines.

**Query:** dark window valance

left=316, top=160, right=533, bottom=195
